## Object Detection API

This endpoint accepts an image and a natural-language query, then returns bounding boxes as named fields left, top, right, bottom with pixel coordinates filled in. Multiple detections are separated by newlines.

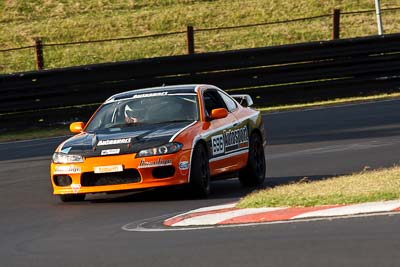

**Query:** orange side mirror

left=69, top=122, right=85, bottom=134
left=210, top=108, right=228, bottom=120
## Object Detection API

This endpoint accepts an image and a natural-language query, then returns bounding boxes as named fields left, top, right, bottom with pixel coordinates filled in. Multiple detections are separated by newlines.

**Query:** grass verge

left=237, top=166, right=400, bottom=208
left=257, top=92, right=400, bottom=113
left=0, top=127, right=70, bottom=143
left=1, top=0, right=400, bottom=73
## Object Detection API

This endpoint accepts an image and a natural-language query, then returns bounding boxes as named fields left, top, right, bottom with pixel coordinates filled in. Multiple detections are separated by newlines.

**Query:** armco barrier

left=1, top=33, right=400, bottom=131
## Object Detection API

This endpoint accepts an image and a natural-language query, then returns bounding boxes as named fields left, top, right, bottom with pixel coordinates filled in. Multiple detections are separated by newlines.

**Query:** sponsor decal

left=61, top=147, right=72, bottom=154
left=223, top=126, right=249, bottom=152
left=211, top=134, right=225, bottom=156
left=179, top=161, right=189, bottom=170
left=97, top=138, right=131, bottom=146
left=211, top=126, right=249, bottom=156
left=94, top=165, right=123, bottom=174
left=138, top=158, right=172, bottom=168
left=179, top=155, right=190, bottom=175
left=71, top=184, right=81, bottom=193
left=101, top=148, right=120, bottom=156
left=54, top=165, right=81, bottom=174
left=132, top=92, right=168, bottom=99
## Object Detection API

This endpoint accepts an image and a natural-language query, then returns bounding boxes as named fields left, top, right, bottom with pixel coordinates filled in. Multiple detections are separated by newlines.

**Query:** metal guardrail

left=1, top=33, right=400, bottom=131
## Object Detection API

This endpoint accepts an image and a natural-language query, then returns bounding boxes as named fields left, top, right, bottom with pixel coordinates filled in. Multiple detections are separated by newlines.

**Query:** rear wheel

left=188, top=144, right=210, bottom=197
left=59, top=194, right=86, bottom=202
left=239, top=132, right=266, bottom=187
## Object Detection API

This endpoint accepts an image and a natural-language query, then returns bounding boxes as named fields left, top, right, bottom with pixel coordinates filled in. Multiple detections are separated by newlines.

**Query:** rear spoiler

left=231, top=94, right=254, bottom=107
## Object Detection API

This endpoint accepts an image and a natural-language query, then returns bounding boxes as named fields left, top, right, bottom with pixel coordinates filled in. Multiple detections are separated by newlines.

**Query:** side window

left=203, top=90, right=227, bottom=116
left=218, top=91, right=237, bottom=112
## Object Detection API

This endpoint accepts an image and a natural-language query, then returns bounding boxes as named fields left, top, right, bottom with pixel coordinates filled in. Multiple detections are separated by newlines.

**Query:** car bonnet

left=59, top=121, right=194, bottom=157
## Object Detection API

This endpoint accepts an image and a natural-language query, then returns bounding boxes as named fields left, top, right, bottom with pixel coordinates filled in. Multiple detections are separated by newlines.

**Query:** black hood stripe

left=59, top=121, right=194, bottom=157
left=169, top=121, right=197, bottom=142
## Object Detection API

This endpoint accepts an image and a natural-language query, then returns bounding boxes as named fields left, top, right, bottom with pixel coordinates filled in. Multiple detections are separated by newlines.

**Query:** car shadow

left=88, top=174, right=341, bottom=203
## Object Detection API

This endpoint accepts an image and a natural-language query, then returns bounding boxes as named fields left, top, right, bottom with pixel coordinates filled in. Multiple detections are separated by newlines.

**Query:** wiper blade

left=105, top=122, right=146, bottom=128
left=156, top=120, right=194, bottom=123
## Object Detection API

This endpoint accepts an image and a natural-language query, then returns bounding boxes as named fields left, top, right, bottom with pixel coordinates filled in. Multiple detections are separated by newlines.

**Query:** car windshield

left=85, top=93, right=199, bottom=132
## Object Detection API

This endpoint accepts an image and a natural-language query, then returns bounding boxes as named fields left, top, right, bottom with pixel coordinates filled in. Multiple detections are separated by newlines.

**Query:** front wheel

left=239, top=133, right=266, bottom=187
left=59, top=194, right=86, bottom=202
left=188, top=144, right=211, bottom=198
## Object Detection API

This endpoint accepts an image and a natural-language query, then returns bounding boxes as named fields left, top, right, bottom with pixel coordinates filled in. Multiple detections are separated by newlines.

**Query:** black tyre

left=239, top=132, right=266, bottom=187
left=188, top=144, right=211, bottom=197
left=59, top=194, right=86, bottom=202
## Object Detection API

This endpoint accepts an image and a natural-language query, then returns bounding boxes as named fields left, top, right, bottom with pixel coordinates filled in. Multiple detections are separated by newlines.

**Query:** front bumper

left=50, top=149, right=191, bottom=195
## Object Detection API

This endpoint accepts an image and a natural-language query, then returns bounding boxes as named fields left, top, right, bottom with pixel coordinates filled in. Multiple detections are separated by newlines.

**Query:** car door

left=203, top=89, right=248, bottom=176
left=217, top=89, right=250, bottom=169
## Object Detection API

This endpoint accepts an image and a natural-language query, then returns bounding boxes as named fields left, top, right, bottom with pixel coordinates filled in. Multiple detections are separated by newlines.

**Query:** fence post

left=187, top=25, right=195, bottom=55
left=374, top=0, right=384, bottom=35
left=332, top=9, right=341, bottom=40
left=34, top=38, right=44, bottom=70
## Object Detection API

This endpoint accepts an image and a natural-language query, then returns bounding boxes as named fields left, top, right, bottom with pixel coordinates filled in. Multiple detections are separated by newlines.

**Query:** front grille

left=81, top=169, right=141, bottom=186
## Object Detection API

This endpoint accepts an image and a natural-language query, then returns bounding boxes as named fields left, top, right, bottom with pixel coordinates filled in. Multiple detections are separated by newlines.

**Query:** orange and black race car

left=50, top=84, right=267, bottom=202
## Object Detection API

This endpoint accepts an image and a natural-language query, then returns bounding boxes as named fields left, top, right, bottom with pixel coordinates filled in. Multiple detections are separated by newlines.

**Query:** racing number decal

left=212, top=134, right=225, bottom=156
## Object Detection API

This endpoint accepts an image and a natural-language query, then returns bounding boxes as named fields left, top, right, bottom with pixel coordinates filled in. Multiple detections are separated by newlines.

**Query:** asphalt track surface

left=1, top=99, right=400, bottom=267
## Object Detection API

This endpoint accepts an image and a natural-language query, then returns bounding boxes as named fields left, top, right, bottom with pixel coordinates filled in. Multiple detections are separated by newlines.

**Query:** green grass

left=0, top=127, right=70, bottom=143
left=1, top=0, right=400, bottom=73
left=237, top=166, right=400, bottom=208
left=257, top=92, right=400, bottom=113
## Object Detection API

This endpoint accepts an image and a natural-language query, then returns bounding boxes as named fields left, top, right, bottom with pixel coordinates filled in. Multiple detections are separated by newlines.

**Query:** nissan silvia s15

left=50, top=84, right=267, bottom=202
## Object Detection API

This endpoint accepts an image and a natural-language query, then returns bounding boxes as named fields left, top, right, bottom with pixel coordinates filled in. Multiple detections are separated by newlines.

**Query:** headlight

left=136, top=143, right=182, bottom=158
left=52, top=152, right=84, bottom=163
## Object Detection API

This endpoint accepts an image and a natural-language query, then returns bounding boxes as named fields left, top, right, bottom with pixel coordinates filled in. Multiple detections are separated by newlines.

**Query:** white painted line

left=172, top=207, right=284, bottom=226
left=265, top=98, right=400, bottom=116
left=269, top=139, right=400, bottom=159
left=293, top=200, right=400, bottom=219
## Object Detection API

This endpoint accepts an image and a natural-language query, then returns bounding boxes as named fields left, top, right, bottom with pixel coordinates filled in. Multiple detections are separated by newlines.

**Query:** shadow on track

left=85, top=174, right=340, bottom=204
